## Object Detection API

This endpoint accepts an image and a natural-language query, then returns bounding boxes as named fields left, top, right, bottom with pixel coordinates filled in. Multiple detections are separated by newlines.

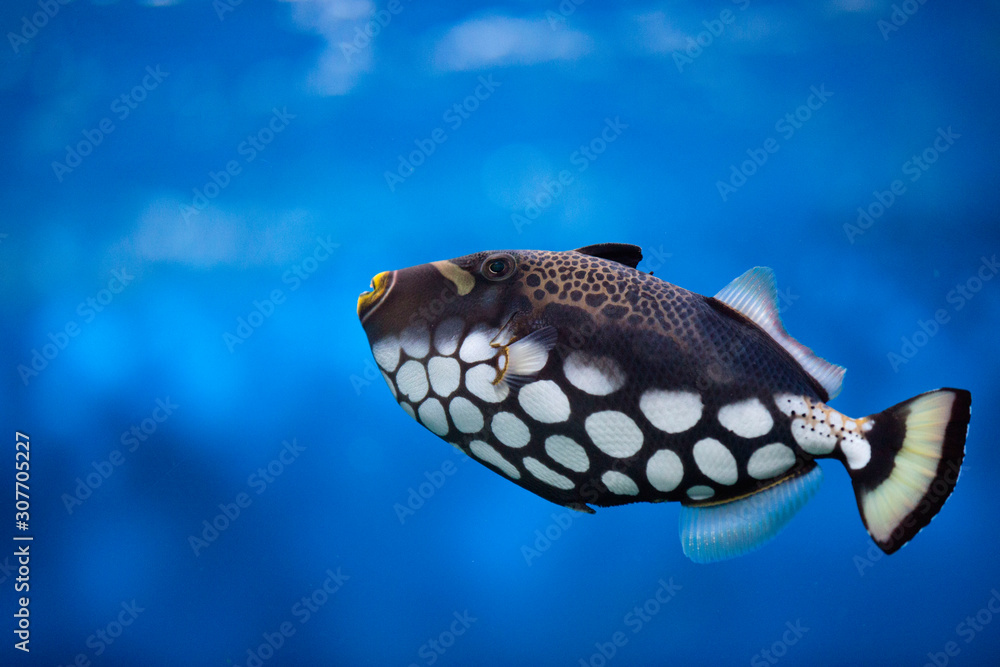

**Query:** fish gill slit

left=492, top=348, right=510, bottom=385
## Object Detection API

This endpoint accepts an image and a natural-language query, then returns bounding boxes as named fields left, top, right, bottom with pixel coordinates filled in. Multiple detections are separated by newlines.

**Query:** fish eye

left=481, top=254, right=516, bottom=281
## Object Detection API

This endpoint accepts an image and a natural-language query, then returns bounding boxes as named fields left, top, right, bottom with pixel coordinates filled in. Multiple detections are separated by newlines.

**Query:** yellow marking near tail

left=777, top=393, right=873, bottom=463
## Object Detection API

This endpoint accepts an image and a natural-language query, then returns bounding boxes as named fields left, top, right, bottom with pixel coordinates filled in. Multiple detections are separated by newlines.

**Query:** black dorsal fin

left=573, top=243, right=643, bottom=269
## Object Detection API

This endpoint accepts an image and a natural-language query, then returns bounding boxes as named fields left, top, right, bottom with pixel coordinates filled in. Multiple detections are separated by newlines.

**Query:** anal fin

left=679, top=463, right=823, bottom=563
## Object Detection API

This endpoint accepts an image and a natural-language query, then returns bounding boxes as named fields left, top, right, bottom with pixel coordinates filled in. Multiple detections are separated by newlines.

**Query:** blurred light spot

left=68, top=311, right=139, bottom=388
left=633, top=11, right=689, bottom=54
left=435, top=15, right=592, bottom=71
left=131, top=197, right=316, bottom=267
left=287, top=0, right=375, bottom=96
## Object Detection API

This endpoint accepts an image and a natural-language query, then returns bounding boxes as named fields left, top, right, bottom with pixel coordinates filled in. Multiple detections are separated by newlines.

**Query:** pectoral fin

left=493, top=326, right=558, bottom=387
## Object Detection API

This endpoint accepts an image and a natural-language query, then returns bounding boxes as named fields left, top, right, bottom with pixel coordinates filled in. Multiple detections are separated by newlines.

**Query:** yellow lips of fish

left=357, top=271, right=391, bottom=321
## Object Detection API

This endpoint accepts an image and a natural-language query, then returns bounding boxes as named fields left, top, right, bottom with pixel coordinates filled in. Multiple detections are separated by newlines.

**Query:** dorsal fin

left=574, top=243, right=643, bottom=269
left=713, top=267, right=845, bottom=400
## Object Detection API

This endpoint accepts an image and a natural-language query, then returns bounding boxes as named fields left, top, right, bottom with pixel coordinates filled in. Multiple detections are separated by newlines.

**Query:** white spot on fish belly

left=400, top=322, right=430, bottom=359
left=563, top=351, right=626, bottom=396
left=449, top=397, right=484, bottom=433
left=372, top=336, right=401, bottom=372
left=434, top=317, right=464, bottom=356
left=639, top=389, right=703, bottom=433
left=746, top=443, right=796, bottom=480
left=602, top=470, right=639, bottom=496
left=418, top=398, right=449, bottom=436
left=518, top=380, right=571, bottom=423
left=470, top=440, right=520, bottom=479
left=791, top=418, right=836, bottom=454
left=491, top=412, right=530, bottom=448
left=459, top=325, right=496, bottom=363
left=400, top=402, right=416, bottom=420
left=524, top=456, right=574, bottom=489
left=466, top=364, right=510, bottom=403
left=686, top=485, right=715, bottom=501
left=646, top=449, right=684, bottom=492
left=718, top=397, right=774, bottom=438
left=544, top=435, right=589, bottom=472
left=840, top=432, right=872, bottom=469
left=585, top=411, right=644, bottom=458
left=427, top=356, right=461, bottom=397
left=693, top=438, right=738, bottom=485
left=396, top=360, right=429, bottom=403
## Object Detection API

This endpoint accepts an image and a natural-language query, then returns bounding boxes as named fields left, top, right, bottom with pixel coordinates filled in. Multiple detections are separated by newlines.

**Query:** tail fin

left=849, top=388, right=971, bottom=554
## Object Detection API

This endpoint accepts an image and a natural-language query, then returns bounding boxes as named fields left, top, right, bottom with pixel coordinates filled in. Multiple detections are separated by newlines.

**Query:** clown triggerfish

left=357, top=243, right=971, bottom=562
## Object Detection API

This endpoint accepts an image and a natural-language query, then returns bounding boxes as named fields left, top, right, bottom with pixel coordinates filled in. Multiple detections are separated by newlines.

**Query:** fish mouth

left=357, top=270, right=394, bottom=323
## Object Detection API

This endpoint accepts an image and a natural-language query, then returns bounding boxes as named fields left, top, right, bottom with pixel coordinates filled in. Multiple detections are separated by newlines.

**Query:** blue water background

left=1, top=1, right=999, bottom=665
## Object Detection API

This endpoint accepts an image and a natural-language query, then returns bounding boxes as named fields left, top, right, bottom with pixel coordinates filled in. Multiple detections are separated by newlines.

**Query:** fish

left=356, top=243, right=972, bottom=562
